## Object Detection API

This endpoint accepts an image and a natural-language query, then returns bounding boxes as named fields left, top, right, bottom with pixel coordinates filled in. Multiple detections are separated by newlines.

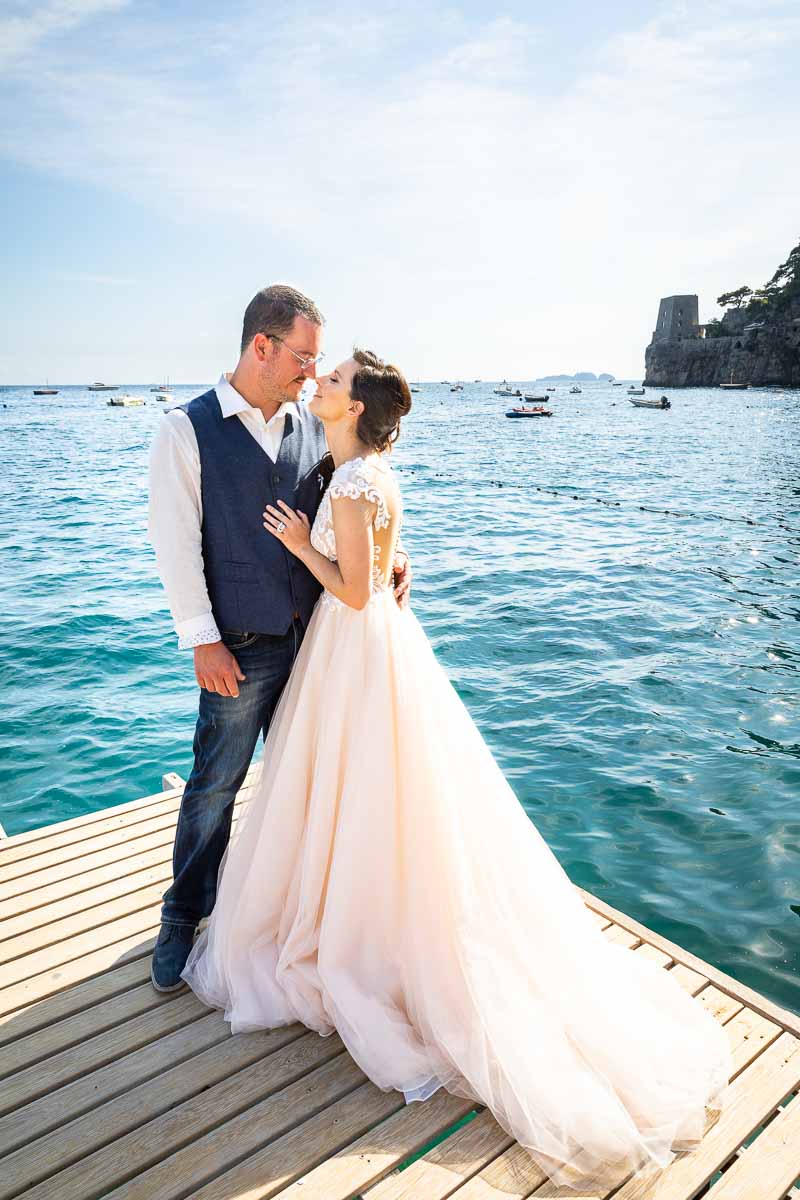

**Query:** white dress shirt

left=148, top=373, right=297, bottom=649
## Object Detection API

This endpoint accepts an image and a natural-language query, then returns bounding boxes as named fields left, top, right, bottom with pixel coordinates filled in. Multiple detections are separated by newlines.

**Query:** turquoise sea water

left=0, top=380, right=798, bottom=1012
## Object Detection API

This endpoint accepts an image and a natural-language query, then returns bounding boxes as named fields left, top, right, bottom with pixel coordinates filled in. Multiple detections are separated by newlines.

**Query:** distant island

left=536, top=372, right=616, bottom=382
left=644, top=237, right=800, bottom=387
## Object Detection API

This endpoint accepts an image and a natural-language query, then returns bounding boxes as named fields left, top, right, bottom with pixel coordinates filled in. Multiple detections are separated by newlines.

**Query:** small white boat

left=88, top=382, right=119, bottom=391
left=627, top=387, right=646, bottom=395
left=720, top=371, right=749, bottom=389
left=493, top=381, right=517, bottom=396
left=107, top=393, right=145, bottom=407
left=628, top=396, right=671, bottom=410
left=569, top=385, right=582, bottom=394
left=154, top=391, right=174, bottom=402
left=450, top=383, right=464, bottom=392
left=523, top=393, right=549, bottom=402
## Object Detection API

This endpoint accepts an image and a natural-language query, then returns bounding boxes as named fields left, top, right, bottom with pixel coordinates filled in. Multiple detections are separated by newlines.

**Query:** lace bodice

left=310, top=456, right=397, bottom=610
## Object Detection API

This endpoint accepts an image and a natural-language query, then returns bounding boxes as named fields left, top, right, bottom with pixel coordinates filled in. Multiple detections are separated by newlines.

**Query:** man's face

left=256, top=315, right=323, bottom=403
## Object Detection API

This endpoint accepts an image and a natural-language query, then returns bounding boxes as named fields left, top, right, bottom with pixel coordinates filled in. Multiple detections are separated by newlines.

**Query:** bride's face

left=309, top=358, right=360, bottom=424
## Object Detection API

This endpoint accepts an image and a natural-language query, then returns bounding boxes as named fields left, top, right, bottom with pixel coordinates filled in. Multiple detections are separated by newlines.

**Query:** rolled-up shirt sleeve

left=147, top=411, right=221, bottom=649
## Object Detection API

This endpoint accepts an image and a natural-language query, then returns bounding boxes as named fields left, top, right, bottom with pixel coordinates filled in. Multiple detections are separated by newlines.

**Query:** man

left=148, top=284, right=411, bottom=991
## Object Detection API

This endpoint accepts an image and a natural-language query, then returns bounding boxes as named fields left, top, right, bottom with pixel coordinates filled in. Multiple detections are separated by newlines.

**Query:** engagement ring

left=276, top=520, right=286, bottom=534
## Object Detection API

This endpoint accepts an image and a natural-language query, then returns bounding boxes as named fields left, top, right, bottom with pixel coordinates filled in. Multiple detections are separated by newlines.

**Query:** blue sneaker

left=150, top=921, right=197, bottom=992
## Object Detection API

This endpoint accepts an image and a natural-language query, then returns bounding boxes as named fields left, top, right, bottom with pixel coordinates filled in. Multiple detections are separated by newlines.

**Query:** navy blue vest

left=181, top=389, right=332, bottom=635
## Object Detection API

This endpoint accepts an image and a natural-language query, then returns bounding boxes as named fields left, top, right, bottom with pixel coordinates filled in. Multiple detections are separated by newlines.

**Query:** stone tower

left=652, top=295, right=700, bottom=342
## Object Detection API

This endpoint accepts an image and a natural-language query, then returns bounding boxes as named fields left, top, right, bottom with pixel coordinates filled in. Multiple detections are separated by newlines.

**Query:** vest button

left=272, top=474, right=281, bottom=484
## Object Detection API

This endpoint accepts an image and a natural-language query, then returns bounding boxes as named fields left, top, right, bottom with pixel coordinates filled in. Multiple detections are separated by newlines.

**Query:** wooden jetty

left=1, top=769, right=798, bottom=1200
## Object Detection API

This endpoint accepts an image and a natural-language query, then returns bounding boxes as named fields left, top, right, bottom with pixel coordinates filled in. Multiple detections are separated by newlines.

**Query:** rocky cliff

left=644, top=297, right=800, bottom=387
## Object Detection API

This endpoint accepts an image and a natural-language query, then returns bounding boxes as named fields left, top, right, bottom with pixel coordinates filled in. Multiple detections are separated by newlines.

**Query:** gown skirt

left=181, top=586, right=731, bottom=1190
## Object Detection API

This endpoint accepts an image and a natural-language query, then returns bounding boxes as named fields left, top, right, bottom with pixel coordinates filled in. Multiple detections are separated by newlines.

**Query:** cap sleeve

left=327, top=458, right=390, bottom=530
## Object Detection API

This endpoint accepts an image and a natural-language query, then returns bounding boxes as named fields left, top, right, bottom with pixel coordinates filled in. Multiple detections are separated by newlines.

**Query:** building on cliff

left=644, top=292, right=800, bottom=387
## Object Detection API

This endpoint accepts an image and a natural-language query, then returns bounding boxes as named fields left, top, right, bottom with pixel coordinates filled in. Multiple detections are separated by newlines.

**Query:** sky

left=0, top=0, right=798, bottom=384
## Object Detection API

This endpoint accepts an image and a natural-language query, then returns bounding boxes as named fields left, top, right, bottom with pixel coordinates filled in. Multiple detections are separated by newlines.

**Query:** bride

left=180, top=349, right=731, bottom=1189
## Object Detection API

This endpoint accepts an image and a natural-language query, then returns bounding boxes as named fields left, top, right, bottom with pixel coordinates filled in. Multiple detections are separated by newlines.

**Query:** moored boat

left=627, top=387, right=646, bottom=395
left=506, top=405, right=553, bottom=418
left=33, top=387, right=58, bottom=395
left=569, top=385, right=582, bottom=394
left=628, top=395, right=671, bottom=409
left=88, top=382, right=119, bottom=391
left=523, top=393, right=549, bottom=402
left=107, top=394, right=145, bottom=407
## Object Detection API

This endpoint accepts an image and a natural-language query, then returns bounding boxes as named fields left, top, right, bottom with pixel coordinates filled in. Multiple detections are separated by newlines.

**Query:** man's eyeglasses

left=269, top=335, right=325, bottom=370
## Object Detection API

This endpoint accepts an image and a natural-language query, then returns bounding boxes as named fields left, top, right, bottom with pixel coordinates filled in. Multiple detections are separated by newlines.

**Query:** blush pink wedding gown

left=180, top=454, right=731, bottom=1190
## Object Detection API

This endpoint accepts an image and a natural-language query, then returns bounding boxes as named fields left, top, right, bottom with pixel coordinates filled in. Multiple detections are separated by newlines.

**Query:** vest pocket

left=218, top=560, right=260, bottom=583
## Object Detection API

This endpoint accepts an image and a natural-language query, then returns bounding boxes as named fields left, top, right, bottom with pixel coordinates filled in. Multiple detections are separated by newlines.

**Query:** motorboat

left=627, top=387, right=646, bottom=395
left=493, top=381, right=517, bottom=396
left=523, top=393, right=550, bottom=402
left=613, top=382, right=622, bottom=387
left=506, top=405, right=553, bottom=418
left=33, top=385, right=58, bottom=395
left=569, top=385, right=582, bottom=394
left=88, top=382, right=119, bottom=391
left=107, top=394, right=145, bottom=407
left=154, top=391, right=174, bottom=402
left=450, top=383, right=464, bottom=392
left=628, top=395, right=671, bottom=410
left=546, top=386, right=556, bottom=392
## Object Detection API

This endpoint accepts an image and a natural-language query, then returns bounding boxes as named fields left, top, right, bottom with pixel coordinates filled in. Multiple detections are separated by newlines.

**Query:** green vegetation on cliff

left=705, top=237, right=800, bottom=337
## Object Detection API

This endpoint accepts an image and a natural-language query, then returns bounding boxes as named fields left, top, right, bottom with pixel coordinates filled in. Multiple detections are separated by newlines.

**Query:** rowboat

left=523, top=393, right=549, bottom=402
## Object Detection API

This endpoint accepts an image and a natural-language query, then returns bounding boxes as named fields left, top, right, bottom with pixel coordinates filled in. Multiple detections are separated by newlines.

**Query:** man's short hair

left=241, top=285, right=324, bottom=353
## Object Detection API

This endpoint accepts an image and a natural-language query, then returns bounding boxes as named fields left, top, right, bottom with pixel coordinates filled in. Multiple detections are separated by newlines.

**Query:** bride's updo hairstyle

left=350, top=348, right=412, bottom=453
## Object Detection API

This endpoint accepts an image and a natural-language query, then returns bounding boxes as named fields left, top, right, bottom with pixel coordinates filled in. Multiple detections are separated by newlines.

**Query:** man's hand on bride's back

left=393, top=551, right=412, bottom=609
left=194, top=642, right=247, bottom=697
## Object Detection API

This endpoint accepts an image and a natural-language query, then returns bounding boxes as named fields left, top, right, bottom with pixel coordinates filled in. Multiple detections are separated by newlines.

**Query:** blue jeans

left=160, top=620, right=303, bottom=929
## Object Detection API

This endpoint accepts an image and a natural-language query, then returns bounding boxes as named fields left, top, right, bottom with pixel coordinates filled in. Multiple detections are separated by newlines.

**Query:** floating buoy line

left=403, top=468, right=794, bottom=533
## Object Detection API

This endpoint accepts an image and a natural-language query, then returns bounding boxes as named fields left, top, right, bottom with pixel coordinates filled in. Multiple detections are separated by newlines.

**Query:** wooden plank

left=104, top=1056, right=376, bottom=1200
left=0, top=906, right=173, bottom=992
left=602, top=925, right=641, bottom=950
left=0, top=951, right=154, bottom=1046
left=0, top=878, right=171, bottom=967
left=0, top=801, right=245, bottom=923
left=162, top=771, right=186, bottom=790
left=703, top=1091, right=800, bottom=1200
left=0, top=764, right=258, bottom=853
left=0, top=1004, right=223, bottom=1154
left=0, top=990, right=206, bottom=1118
left=0, top=920, right=161, bottom=1018
left=270, top=1088, right=477, bottom=1200
left=580, top=889, right=800, bottom=1039
left=363, top=1109, right=514, bottom=1200
left=0, top=793, right=186, bottom=868
left=0, top=783, right=184, bottom=853
left=598, top=1033, right=800, bottom=1200
left=0, top=860, right=174, bottom=948
left=449, top=1140, right=548, bottom=1198
left=0, top=1026, right=322, bottom=1200
left=0, top=977, right=175, bottom=1076
left=0, top=784, right=251, bottom=895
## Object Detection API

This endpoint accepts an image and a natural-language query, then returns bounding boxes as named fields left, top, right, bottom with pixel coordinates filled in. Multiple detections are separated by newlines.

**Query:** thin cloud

left=1, top=2, right=798, bottom=378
